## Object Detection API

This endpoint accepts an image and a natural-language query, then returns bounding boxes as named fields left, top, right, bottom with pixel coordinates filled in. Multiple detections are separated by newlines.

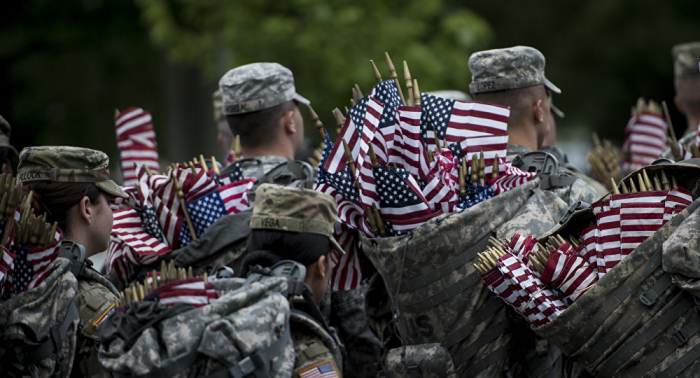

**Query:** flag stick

left=307, top=105, right=326, bottom=139
left=171, top=170, right=197, bottom=241
left=403, top=61, right=414, bottom=106
left=662, top=101, right=682, bottom=160
left=370, top=60, right=383, bottom=83
left=385, top=52, right=406, bottom=106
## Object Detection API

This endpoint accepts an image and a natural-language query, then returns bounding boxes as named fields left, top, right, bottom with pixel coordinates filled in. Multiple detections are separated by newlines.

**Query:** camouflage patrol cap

left=17, top=146, right=127, bottom=198
left=469, top=46, right=561, bottom=95
left=250, top=183, right=345, bottom=255
left=219, top=62, right=310, bottom=115
left=0, top=115, right=19, bottom=160
left=672, top=42, right=700, bottom=77
left=212, top=89, right=224, bottom=122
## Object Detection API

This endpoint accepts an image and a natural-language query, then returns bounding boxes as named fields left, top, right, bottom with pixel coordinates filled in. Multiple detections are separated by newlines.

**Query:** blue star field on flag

left=420, top=93, right=455, bottom=141
left=373, top=165, right=422, bottom=208
left=348, top=96, right=369, bottom=136
left=371, top=80, right=404, bottom=128
left=317, top=128, right=334, bottom=181
left=185, top=191, right=228, bottom=237
left=139, top=206, right=164, bottom=241
left=179, top=225, right=192, bottom=248
left=227, top=161, right=244, bottom=183
left=12, top=248, right=32, bottom=294
left=319, top=165, right=360, bottom=202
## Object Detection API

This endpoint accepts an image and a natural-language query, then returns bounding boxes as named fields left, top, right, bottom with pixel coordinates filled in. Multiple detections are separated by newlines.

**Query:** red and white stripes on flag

left=110, top=208, right=172, bottom=266
left=595, top=207, right=621, bottom=277
left=541, top=242, right=598, bottom=303
left=490, top=158, right=538, bottom=195
left=330, top=225, right=363, bottom=291
left=619, top=202, right=665, bottom=257
left=148, top=277, right=218, bottom=307
left=220, top=178, right=256, bottom=214
left=25, top=228, right=63, bottom=291
left=115, top=108, right=161, bottom=186
left=453, top=133, right=509, bottom=176
left=622, top=112, right=667, bottom=167
left=664, top=188, right=693, bottom=221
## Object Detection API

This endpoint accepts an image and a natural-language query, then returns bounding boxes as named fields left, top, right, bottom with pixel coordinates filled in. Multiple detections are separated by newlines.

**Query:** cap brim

left=550, top=103, right=565, bottom=119
left=293, top=93, right=310, bottom=106
left=544, top=77, right=561, bottom=94
left=96, top=180, right=128, bottom=199
left=329, top=236, right=346, bottom=255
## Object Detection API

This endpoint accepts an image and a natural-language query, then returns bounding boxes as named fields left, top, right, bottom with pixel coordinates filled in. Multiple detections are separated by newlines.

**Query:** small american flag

left=370, top=80, right=404, bottom=128
left=372, top=165, right=438, bottom=232
left=622, top=112, right=667, bottom=167
left=223, top=161, right=244, bottom=185
left=448, top=133, right=508, bottom=176
left=25, top=229, right=63, bottom=291
left=111, top=208, right=173, bottom=266
left=619, top=202, right=666, bottom=257
left=115, top=108, right=161, bottom=186
left=299, top=361, right=339, bottom=378
left=225, top=149, right=237, bottom=167
left=11, top=248, right=32, bottom=294
left=420, top=94, right=510, bottom=148
left=146, top=277, right=217, bottom=307
left=330, top=226, right=363, bottom=291
left=316, top=129, right=334, bottom=180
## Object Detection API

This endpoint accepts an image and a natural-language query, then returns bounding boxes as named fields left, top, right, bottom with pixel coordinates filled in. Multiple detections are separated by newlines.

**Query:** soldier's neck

left=242, top=142, right=295, bottom=160
left=508, top=123, right=540, bottom=152
left=686, top=116, right=700, bottom=132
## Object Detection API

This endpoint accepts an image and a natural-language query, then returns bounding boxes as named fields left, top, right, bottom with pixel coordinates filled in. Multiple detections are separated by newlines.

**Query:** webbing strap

left=458, top=343, right=508, bottom=377
left=398, top=233, right=489, bottom=293
left=562, top=246, right=663, bottom=353
left=25, top=300, right=80, bottom=365
left=623, top=309, right=700, bottom=378
left=207, top=325, right=292, bottom=378
left=658, top=335, right=700, bottom=378
left=440, top=298, right=505, bottom=349
left=449, top=320, right=509, bottom=369
left=595, top=291, right=687, bottom=376
left=582, top=273, right=676, bottom=366
left=639, top=273, right=675, bottom=307
left=401, top=271, right=481, bottom=313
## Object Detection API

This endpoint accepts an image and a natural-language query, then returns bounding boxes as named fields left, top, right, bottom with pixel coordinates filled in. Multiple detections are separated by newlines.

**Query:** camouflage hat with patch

left=219, top=62, right=310, bottom=115
left=0, top=115, right=19, bottom=160
left=469, top=46, right=561, bottom=95
left=250, top=183, right=345, bottom=255
left=17, top=146, right=127, bottom=198
left=672, top=42, right=700, bottom=77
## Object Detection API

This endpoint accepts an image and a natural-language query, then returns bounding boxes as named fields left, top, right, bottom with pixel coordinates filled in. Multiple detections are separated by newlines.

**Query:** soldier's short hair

left=473, top=85, right=548, bottom=125
left=226, top=100, right=297, bottom=149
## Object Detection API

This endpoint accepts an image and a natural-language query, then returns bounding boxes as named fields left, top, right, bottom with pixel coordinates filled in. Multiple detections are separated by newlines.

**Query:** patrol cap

left=672, top=42, right=700, bottom=77
left=250, top=183, right=345, bottom=255
left=219, top=62, right=310, bottom=116
left=17, top=146, right=127, bottom=199
left=469, top=46, right=561, bottom=95
left=0, top=115, right=19, bottom=160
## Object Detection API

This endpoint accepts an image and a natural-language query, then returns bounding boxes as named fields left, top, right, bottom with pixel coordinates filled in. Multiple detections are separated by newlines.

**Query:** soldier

left=671, top=42, right=700, bottom=146
left=0, top=115, right=19, bottom=175
left=17, top=146, right=127, bottom=377
left=219, top=62, right=382, bottom=377
left=239, top=183, right=345, bottom=377
left=218, top=62, right=315, bottom=187
left=469, top=45, right=600, bottom=204
left=212, top=89, right=235, bottom=157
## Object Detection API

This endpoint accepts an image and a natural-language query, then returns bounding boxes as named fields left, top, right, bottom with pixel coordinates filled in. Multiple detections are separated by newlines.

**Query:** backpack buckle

left=674, top=329, right=689, bottom=345
left=558, top=201, right=591, bottom=225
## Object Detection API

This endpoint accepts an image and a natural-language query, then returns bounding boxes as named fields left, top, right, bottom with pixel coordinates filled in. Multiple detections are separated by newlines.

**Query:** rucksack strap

left=24, top=299, right=80, bottom=372
left=207, top=325, right=291, bottom=378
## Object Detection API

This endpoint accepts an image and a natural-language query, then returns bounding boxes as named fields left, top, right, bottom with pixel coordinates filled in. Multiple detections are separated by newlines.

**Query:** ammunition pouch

left=384, top=343, right=457, bottom=378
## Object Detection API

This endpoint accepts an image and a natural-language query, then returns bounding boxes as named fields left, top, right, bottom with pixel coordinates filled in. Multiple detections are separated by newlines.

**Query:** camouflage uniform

left=251, top=184, right=345, bottom=377
left=220, top=63, right=382, bottom=376
left=17, top=146, right=126, bottom=377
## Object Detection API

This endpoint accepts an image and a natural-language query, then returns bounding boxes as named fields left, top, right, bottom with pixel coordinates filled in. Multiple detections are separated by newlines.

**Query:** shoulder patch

left=298, top=360, right=339, bottom=378
left=92, top=303, right=116, bottom=327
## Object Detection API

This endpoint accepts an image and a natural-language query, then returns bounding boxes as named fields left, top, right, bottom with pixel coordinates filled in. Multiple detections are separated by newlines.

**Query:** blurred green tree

left=134, top=0, right=493, bottom=141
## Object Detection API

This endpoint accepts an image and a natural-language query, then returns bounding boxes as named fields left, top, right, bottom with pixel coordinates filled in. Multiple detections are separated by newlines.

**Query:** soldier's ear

left=78, top=196, right=92, bottom=224
left=533, top=99, right=544, bottom=123
left=281, top=109, right=296, bottom=134
left=675, top=95, right=686, bottom=115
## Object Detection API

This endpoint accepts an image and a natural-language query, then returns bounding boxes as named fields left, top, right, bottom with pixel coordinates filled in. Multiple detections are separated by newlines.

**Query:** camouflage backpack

left=362, top=171, right=596, bottom=378
left=533, top=162, right=700, bottom=377
left=0, top=258, right=81, bottom=377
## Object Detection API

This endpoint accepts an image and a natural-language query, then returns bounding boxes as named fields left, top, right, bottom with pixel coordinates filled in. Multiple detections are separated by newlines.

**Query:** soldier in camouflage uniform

left=17, top=146, right=127, bottom=377
left=241, top=183, right=346, bottom=377
left=219, top=62, right=382, bottom=377
left=0, top=115, right=19, bottom=175
left=468, top=46, right=600, bottom=377
left=665, top=42, right=700, bottom=156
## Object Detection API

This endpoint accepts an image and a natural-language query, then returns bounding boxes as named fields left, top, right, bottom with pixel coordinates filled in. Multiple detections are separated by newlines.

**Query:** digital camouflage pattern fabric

left=469, top=46, right=561, bottom=95
left=219, top=62, right=310, bottom=115
left=251, top=183, right=345, bottom=255
left=0, top=258, right=80, bottom=377
left=290, top=304, right=344, bottom=377
left=385, top=343, right=457, bottom=378
left=98, top=276, right=295, bottom=377
left=672, top=41, right=700, bottom=77
left=17, top=146, right=127, bottom=198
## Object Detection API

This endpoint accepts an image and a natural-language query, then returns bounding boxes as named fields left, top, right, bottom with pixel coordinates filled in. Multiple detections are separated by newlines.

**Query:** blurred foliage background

left=1, top=0, right=699, bottom=181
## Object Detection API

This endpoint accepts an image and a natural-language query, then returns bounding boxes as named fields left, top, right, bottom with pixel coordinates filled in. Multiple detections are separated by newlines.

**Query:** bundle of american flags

left=113, top=260, right=217, bottom=309
left=476, top=168, right=693, bottom=326
left=0, top=175, right=62, bottom=299
left=108, top=158, right=255, bottom=286
left=622, top=98, right=669, bottom=169
left=314, top=57, right=537, bottom=240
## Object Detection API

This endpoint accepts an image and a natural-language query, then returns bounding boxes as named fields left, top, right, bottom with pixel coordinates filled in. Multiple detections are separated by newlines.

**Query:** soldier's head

left=469, top=46, right=560, bottom=150
left=16, top=146, right=127, bottom=256
left=212, top=89, right=235, bottom=154
left=219, top=63, right=309, bottom=159
left=672, top=42, right=700, bottom=129
left=0, top=115, right=19, bottom=175
left=242, top=184, right=345, bottom=304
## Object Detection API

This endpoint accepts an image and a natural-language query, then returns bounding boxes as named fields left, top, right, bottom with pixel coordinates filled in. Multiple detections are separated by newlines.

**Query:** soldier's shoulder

left=75, top=278, right=117, bottom=339
left=291, top=327, right=342, bottom=377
